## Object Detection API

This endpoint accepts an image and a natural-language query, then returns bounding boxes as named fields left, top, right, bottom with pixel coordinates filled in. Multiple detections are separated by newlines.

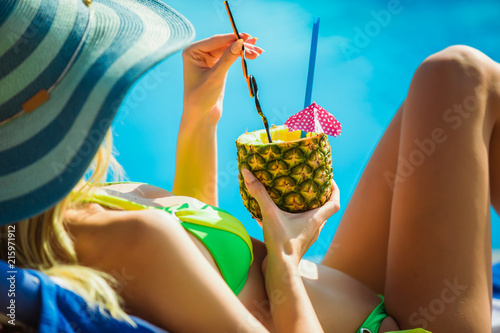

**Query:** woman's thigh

left=321, top=105, right=403, bottom=294
left=237, top=238, right=275, bottom=330
left=324, top=45, right=499, bottom=331
left=241, top=239, right=400, bottom=332
left=383, top=46, right=498, bottom=331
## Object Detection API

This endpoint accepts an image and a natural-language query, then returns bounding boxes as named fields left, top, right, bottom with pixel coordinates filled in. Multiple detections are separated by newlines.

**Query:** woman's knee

left=403, top=45, right=496, bottom=126
left=416, top=45, right=492, bottom=90
left=416, top=45, right=492, bottom=86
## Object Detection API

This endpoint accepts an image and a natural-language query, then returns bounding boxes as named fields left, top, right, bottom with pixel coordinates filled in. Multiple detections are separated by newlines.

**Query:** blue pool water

left=112, top=0, right=500, bottom=259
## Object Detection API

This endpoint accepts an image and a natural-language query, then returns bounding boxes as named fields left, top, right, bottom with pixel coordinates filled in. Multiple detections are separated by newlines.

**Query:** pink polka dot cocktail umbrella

left=284, top=102, right=342, bottom=137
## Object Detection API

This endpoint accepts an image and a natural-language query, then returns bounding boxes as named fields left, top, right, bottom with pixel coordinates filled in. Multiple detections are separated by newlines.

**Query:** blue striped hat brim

left=0, top=0, right=195, bottom=224
left=0, top=0, right=59, bottom=80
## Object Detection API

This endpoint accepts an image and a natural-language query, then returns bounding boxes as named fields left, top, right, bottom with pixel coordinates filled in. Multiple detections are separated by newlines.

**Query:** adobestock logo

left=340, top=0, right=409, bottom=61
left=408, top=277, right=468, bottom=329
left=384, top=93, right=479, bottom=190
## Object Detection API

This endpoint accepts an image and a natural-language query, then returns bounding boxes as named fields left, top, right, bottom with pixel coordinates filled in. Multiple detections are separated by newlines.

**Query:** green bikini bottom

left=83, top=190, right=253, bottom=295
left=357, top=296, right=431, bottom=333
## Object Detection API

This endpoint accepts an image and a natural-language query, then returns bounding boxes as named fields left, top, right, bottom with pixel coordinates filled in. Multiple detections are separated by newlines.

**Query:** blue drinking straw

left=301, top=17, right=320, bottom=138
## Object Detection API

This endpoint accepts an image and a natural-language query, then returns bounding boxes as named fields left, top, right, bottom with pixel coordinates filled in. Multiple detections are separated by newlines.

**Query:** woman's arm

left=264, top=254, right=325, bottom=332
left=173, top=34, right=263, bottom=206
left=242, top=169, right=341, bottom=332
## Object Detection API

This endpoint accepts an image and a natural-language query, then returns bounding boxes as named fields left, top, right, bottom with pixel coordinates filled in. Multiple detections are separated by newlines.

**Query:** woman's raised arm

left=173, top=34, right=263, bottom=206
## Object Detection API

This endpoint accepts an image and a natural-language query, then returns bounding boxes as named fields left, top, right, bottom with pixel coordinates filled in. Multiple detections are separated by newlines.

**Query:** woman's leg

left=242, top=239, right=400, bottom=332
left=384, top=45, right=499, bottom=331
left=322, top=105, right=403, bottom=294
left=491, top=110, right=500, bottom=214
left=325, top=45, right=500, bottom=331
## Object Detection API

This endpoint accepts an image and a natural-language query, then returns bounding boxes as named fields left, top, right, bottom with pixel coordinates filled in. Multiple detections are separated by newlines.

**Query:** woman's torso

left=87, top=183, right=393, bottom=332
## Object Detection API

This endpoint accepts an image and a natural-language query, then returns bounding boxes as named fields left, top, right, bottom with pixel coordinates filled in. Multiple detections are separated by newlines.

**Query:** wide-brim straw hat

left=0, top=0, right=195, bottom=225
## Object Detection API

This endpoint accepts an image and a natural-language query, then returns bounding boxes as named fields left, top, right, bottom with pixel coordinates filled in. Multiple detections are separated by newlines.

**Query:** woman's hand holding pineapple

left=241, top=168, right=340, bottom=266
left=242, top=168, right=340, bottom=333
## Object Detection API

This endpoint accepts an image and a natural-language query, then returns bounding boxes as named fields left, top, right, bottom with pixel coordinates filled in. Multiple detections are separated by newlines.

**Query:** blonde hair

left=0, top=130, right=134, bottom=325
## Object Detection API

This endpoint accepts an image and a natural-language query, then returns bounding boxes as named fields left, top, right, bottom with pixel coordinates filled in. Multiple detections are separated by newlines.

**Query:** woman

left=0, top=1, right=497, bottom=333
left=64, top=43, right=499, bottom=333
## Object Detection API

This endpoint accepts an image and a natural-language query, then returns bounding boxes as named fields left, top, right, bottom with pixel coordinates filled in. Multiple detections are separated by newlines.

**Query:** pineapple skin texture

left=236, top=132, right=333, bottom=220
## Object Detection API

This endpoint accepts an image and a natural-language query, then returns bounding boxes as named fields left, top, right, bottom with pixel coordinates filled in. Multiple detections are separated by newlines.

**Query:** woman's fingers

left=191, top=33, right=251, bottom=53
left=241, top=169, right=277, bottom=214
left=206, top=37, right=263, bottom=79
left=283, top=180, right=339, bottom=227
left=315, top=180, right=341, bottom=223
left=210, top=39, right=244, bottom=80
left=244, top=47, right=263, bottom=60
left=206, top=42, right=263, bottom=61
left=245, top=36, right=258, bottom=45
left=184, top=33, right=263, bottom=73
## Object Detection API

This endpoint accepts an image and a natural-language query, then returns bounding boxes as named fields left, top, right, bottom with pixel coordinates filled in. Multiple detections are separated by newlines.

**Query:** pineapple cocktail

left=236, top=126, right=332, bottom=220
left=236, top=103, right=340, bottom=220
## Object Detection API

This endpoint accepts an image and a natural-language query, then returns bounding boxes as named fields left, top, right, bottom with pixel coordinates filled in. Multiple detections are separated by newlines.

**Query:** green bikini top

left=80, top=189, right=253, bottom=295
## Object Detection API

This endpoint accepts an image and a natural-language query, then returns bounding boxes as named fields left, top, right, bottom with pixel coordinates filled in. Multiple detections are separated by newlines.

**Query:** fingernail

left=255, top=46, right=265, bottom=53
left=231, top=39, right=244, bottom=55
